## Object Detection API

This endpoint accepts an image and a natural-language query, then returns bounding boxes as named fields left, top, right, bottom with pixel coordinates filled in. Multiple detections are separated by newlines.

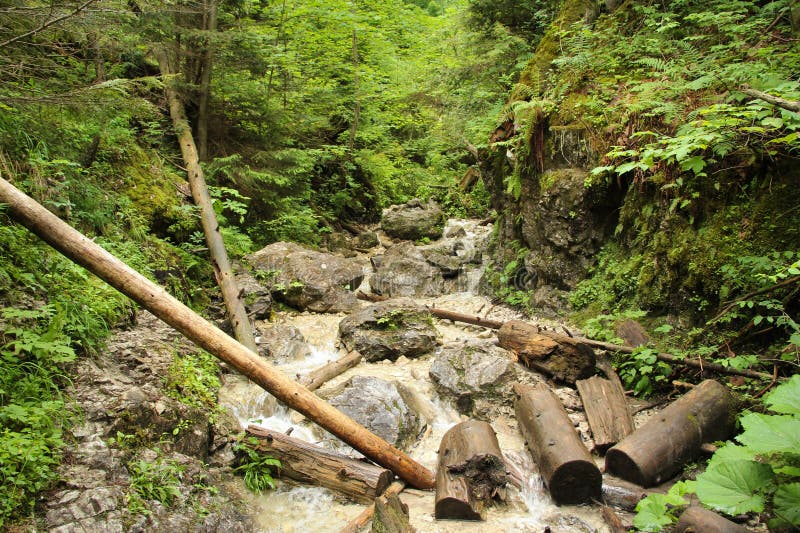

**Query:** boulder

left=381, top=199, right=444, bottom=240
left=326, top=376, right=422, bottom=450
left=429, top=340, right=524, bottom=419
left=354, top=231, right=380, bottom=250
left=247, top=241, right=365, bottom=313
left=370, top=242, right=444, bottom=297
left=258, top=324, right=312, bottom=362
left=234, top=267, right=272, bottom=320
left=338, top=301, right=439, bottom=362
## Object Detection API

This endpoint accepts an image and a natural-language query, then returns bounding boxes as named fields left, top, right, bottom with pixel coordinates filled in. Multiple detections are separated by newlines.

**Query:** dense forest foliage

left=1, top=0, right=799, bottom=529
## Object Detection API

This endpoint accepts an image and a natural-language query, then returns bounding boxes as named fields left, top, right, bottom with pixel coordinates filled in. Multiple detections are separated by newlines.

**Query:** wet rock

left=354, top=230, right=380, bottom=250
left=258, top=324, right=312, bottom=362
left=338, top=301, right=440, bottom=361
left=381, top=198, right=444, bottom=241
left=322, top=231, right=357, bottom=257
left=234, top=267, right=273, bottom=320
left=370, top=242, right=444, bottom=297
left=46, top=486, right=125, bottom=530
left=326, top=376, right=422, bottom=449
left=247, top=241, right=365, bottom=313
left=429, top=339, right=525, bottom=419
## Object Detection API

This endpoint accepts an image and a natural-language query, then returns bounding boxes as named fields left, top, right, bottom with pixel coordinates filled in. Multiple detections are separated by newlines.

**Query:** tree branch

left=0, top=0, right=99, bottom=49
left=741, top=86, right=800, bottom=114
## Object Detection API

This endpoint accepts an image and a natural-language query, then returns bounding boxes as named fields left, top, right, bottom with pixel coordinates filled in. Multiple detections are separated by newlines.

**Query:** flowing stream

left=219, top=219, right=609, bottom=532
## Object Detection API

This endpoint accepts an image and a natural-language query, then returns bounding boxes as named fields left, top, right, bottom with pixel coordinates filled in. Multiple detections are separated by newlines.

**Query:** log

left=435, top=420, right=507, bottom=520
left=426, top=307, right=504, bottom=330
left=155, top=49, right=257, bottom=353
left=576, top=375, right=634, bottom=452
left=675, top=505, right=750, bottom=533
left=605, top=379, right=737, bottom=487
left=498, top=321, right=596, bottom=383
left=357, top=290, right=389, bottom=303
left=0, top=176, right=436, bottom=490
left=513, top=383, right=602, bottom=505
left=246, top=425, right=392, bottom=504
left=341, top=481, right=405, bottom=533
left=372, top=493, right=412, bottom=533
left=601, top=505, right=627, bottom=533
left=601, top=476, right=654, bottom=511
left=299, top=350, right=363, bottom=391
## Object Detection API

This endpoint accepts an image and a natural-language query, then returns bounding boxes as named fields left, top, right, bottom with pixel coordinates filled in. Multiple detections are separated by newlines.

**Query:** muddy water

left=219, top=221, right=610, bottom=533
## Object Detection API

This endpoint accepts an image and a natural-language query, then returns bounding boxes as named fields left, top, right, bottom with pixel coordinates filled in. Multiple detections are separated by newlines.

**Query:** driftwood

left=675, top=505, right=750, bottom=533
left=0, top=177, right=435, bottom=489
left=299, top=350, right=363, bottom=391
left=155, top=49, right=256, bottom=352
left=576, top=374, right=634, bottom=452
left=426, top=307, right=504, bottom=330
left=606, top=380, right=737, bottom=487
left=514, top=383, right=601, bottom=504
left=341, top=481, right=405, bottom=533
left=246, top=425, right=392, bottom=503
left=372, top=493, right=412, bottom=533
left=498, top=321, right=596, bottom=383
left=435, top=420, right=507, bottom=520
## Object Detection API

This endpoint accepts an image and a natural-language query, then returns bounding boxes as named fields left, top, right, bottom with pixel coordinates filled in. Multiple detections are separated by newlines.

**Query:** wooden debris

left=0, top=176, right=436, bottom=490
left=606, top=380, right=737, bottom=487
left=601, top=476, right=654, bottom=511
left=246, top=425, right=392, bottom=504
left=576, top=374, right=634, bottom=452
left=357, top=290, right=389, bottom=302
left=426, top=307, right=504, bottom=330
left=341, top=481, right=405, bottom=533
left=601, top=505, right=627, bottom=533
left=435, top=420, right=507, bottom=520
left=299, top=350, right=363, bottom=391
left=372, top=493, right=413, bottom=533
left=675, top=505, right=749, bottom=533
left=513, top=383, right=602, bottom=504
left=498, top=321, right=596, bottom=383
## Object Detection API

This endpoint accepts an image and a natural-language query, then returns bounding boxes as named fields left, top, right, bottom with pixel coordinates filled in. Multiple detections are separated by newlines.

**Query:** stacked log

left=576, top=374, right=634, bottom=452
left=514, top=383, right=601, bottom=504
left=675, top=506, right=749, bottom=533
left=605, top=380, right=737, bottom=487
left=435, top=420, right=507, bottom=520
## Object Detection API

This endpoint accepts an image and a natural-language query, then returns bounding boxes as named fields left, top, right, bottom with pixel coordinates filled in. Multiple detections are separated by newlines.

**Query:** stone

left=258, top=324, right=312, bottom=361
left=338, top=301, right=440, bottom=362
left=247, top=241, right=365, bottom=313
left=234, top=267, right=273, bottom=320
left=370, top=242, right=444, bottom=297
left=429, top=339, right=523, bottom=419
left=326, top=376, right=422, bottom=449
left=354, top=231, right=380, bottom=250
left=381, top=198, right=444, bottom=240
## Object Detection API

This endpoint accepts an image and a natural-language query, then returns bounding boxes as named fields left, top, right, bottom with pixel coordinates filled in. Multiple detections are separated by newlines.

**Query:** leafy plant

left=164, top=351, right=221, bottom=409
left=232, top=437, right=281, bottom=494
left=127, top=455, right=185, bottom=514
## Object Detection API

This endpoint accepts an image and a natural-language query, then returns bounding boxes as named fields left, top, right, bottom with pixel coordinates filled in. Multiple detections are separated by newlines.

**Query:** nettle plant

left=633, top=375, right=800, bottom=531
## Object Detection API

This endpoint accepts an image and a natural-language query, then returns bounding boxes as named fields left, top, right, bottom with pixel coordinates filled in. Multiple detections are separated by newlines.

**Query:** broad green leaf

left=761, top=117, right=784, bottom=129
left=633, top=494, right=677, bottom=532
left=706, top=443, right=755, bottom=470
left=696, top=460, right=773, bottom=515
left=772, top=483, right=800, bottom=528
left=737, top=413, right=800, bottom=454
left=764, top=375, right=800, bottom=415
left=775, top=465, right=800, bottom=477
left=679, top=155, right=706, bottom=174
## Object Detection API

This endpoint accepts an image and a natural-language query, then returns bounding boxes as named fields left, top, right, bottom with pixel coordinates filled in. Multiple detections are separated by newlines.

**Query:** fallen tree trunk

left=576, top=374, right=634, bottom=452
left=435, top=420, right=507, bottom=520
left=498, top=321, right=596, bottom=383
left=245, top=425, right=392, bottom=504
left=372, top=493, right=413, bottom=533
left=0, top=176, right=436, bottom=490
left=675, top=506, right=749, bottom=533
left=606, top=380, right=736, bottom=487
left=601, top=476, right=655, bottom=511
left=340, top=481, right=405, bottom=533
left=514, top=383, right=601, bottom=505
left=426, top=307, right=504, bottom=330
left=299, top=350, right=363, bottom=391
left=155, top=48, right=256, bottom=352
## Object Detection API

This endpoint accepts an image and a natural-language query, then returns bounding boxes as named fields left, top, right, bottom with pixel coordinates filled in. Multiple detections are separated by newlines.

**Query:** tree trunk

left=371, top=493, right=412, bottom=533
left=341, top=481, right=405, bottom=533
left=155, top=48, right=257, bottom=353
left=576, top=374, right=634, bottom=452
left=197, top=0, right=217, bottom=161
left=245, top=425, right=392, bottom=503
left=675, top=506, right=749, bottom=533
left=0, top=176, right=436, bottom=490
left=605, top=380, right=737, bottom=487
left=601, top=475, right=654, bottom=511
left=514, top=383, right=602, bottom=505
left=435, top=420, right=507, bottom=520
left=299, top=350, right=363, bottom=391
left=427, top=307, right=504, bottom=330
left=498, top=321, right=596, bottom=383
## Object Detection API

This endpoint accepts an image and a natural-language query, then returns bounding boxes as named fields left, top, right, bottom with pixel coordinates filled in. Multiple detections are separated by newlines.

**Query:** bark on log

left=498, top=321, right=596, bottom=383
left=246, top=425, right=392, bottom=504
left=0, top=176, right=436, bottom=490
left=341, top=481, right=405, bottom=533
left=435, top=420, right=507, bottom=520
left=514, top=383, right=602, bottom=505
left=299, top=350, right=363, bottom=391
left=601, top=505, right=627, bottom=533
left=675, top=505, right=749, bottom=533
left=605, top=380, right=737, bottom=487
left=601, top=475, right=654, bottom=511
left=155, top=48, right=257, bottom=352
left=372, top=493, right=412, bottom=533
left=427, top=307, right=504, bottom=330
left=357, top=290, right=389, bottom=302
left=576, top=375, right=634, bottom=452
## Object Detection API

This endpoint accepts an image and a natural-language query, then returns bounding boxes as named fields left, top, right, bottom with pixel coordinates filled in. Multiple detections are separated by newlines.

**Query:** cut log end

left=550, top=460, right=603, bottom=505
left=434, top=497, right=482, bottom=521
left=604, top=448, right=646, bottom=487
